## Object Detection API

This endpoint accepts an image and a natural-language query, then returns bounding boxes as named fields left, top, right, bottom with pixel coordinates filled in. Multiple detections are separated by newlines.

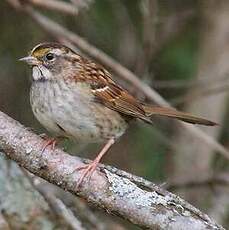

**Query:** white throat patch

left=32, top=66, right=52, bottom=81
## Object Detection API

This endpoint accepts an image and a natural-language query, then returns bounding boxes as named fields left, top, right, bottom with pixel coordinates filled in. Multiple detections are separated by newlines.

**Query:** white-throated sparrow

left=20, top=43, right=216, bottom=186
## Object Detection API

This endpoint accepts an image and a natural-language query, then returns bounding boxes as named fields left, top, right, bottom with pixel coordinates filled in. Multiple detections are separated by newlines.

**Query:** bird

left=20, top=42, right=217, bottom=186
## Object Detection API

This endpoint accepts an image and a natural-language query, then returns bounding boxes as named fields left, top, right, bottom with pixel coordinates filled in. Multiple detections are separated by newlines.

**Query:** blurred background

left=0, top=0, right=228, bottom=229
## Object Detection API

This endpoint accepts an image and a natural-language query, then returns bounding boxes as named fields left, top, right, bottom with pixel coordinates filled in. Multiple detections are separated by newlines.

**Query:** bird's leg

left=40, top=135, right=64, bottom=153
left=41, top=138, right=57, bottom=153
left=40, top=136, right=68, bottom=167
left=76, top=138, right=115, bottom=188
left=41, top=138, right=57, bottom=152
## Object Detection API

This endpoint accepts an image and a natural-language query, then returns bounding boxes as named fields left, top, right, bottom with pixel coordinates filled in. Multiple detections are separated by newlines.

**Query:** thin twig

left=23, top=170, right=86, bottom=230
left=26, top=0, right=79, bottom=15
left=135, top=0, right=158, bottom=76
left=172, top=84, right=229, bottom=106
left=24, top=168, right=107, bottom=229
left=152, top=74, right=229, bottom=89
left=18, top=6, right=229, bottom=160
left=165, top=173, right=229, bottom=190
left=5, top=0, right=21, bottom=9
left=110, top=0, right=139, bottom=69
left=72, top=198, right=106, bottom=230
left=52, top=198, right=86, bottom=230
left=70, top=0, right=94, bottom=9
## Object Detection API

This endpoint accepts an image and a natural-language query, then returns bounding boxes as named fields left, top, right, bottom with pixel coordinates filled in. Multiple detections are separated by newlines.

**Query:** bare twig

left=5, top=0, right=21, bottom=9
left=70, top=0, right=94, bottom=9
left=172, top=84, right=229, bottom=106
left=141, top=0, right=158, bottom=58
left=72, top=198, right=106, bottom=230
left=0, top=110, right=224, bottom=230
left=110, top=0, right=139, bottom=68
left=208, top=191, right=229, bottom=226
left=26, top=0, right=79, bottom=15
left=0, top=153, right=57, bottom=228
left=165, top=173, right=229, bottom=190
left=16, top=6, right=229, bottom=160
left=135, top=0, right=158, bottom=76
left=51, top=198, right=86, bottom=230
left=152, top=74, right=229, bottom=89
left=24, top=169, right=107, bottom=229
left=23, top=171, right=86, bottom=230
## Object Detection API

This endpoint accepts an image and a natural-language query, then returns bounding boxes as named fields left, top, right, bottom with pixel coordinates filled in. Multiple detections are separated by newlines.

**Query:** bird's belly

left=30, top=82, right=128, bottom=143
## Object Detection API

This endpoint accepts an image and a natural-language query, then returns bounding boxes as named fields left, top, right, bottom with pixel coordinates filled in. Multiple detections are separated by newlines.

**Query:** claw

left=76, top=160, right=100, bottom=188
left=41, top=138, right=57, bottom=153
left=75, top=138, right=115, bottom=188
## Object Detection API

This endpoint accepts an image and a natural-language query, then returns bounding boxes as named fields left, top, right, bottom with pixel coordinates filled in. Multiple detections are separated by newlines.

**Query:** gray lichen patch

left=105, top=169, right=174, bottom=209
left=104, top=170, right=223, bottom=230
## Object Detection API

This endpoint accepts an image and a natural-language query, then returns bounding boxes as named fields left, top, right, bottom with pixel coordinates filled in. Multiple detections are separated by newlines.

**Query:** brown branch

left=0, top=111, right=224, bottom=229
left=5, top=0, right=21, bottom=9
left=50, top=198, right=86, bottom=230
left=0, top=154, right=57, bottom=228
left=135, top=0, right=158, bottom=76
left=23, top=170, right=87, bottom=230
left=20, top=0, right=94, bottom=15
left=26, top=0, right=79, bottom=15
left=24, top=169, right=108, bottom=229
left=172, top=84, right=229, bottom=106
left=165, top=173, right=229, bottom=190
left=70, top=0, right=94, bottom=9
left=72, top=197, right=107, bottom=230
left=16, top=6, right=229, bottom=160
left=152, top=74, right=229, bottom=89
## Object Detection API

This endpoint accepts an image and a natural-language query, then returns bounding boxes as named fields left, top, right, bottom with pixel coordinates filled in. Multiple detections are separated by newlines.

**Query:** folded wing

left=81, top=61, right=217, bottom=126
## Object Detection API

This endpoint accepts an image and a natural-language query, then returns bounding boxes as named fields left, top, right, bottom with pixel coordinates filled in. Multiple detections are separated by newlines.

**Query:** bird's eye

left=45, top=53, right=55, bottom=61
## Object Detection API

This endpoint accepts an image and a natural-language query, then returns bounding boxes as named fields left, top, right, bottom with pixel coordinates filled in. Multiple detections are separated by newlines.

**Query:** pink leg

left=40, top=135, right=66, bottom=153
left=41, top=138, right=57, bottom=153
left=76, top=138, right=115, bottom=188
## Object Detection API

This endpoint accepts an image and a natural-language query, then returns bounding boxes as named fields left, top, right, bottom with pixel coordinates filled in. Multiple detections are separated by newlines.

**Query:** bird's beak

left=19, top=56, right=40, bottom=66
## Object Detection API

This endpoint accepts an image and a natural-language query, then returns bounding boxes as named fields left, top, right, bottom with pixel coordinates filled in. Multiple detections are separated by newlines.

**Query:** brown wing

left=77, top=60, right=151, bottom=122
left=73, top=58, right=217, bottom=126
left=93, top=82, right=149, bottom=119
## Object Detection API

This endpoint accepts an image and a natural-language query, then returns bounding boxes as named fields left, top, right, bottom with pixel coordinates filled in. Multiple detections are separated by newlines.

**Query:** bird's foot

left=75, top=159, right=100, bottom=188
left=39, top=134, right=66, bottom=153
left=40, top=136, right=58, bottom=153
left=74, top=138, right=115, bottom=189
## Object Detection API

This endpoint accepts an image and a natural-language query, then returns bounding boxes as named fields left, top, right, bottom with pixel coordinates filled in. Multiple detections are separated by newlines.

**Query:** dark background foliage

left=0, top=0, right=228, bottom=229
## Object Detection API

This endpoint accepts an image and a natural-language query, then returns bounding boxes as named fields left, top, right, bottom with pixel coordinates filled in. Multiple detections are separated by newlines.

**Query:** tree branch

left=165, top=173, right=229, bottom=190
left=23, top=170, right=87, bottom=230
left=24, top=0, right=94, bottom=16
left=0, top=111, right=224, bottom=229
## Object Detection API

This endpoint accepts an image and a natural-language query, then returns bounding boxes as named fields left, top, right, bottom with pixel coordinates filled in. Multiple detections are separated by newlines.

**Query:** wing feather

left=79, top=61, right=149, bottom=119
left=70, top=59, right=216, bottom=126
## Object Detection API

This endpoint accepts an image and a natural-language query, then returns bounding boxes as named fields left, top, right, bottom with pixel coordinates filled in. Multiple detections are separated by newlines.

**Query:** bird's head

left=20, top=42, right=81, bottom=81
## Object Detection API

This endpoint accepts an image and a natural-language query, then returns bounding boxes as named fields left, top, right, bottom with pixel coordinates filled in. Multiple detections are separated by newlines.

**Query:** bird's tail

left=142, top=105, right=217, bottom=126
